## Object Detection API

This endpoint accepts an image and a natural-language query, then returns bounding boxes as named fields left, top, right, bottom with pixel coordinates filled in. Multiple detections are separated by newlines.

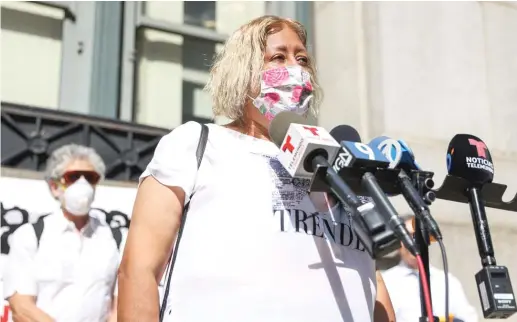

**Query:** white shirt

left=3, top=209, right=119, bottom=322
left=382, top=262, right=478, bottom=322
left=142, top=121, right=377, bottom=322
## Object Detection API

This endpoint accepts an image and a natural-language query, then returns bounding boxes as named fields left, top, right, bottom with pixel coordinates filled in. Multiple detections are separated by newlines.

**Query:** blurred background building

left=1, top=1, right=517, bottom=321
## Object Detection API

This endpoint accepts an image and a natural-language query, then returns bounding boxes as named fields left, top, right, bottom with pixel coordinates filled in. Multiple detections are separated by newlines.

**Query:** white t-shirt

left=141, top=121, right=377, bottom=322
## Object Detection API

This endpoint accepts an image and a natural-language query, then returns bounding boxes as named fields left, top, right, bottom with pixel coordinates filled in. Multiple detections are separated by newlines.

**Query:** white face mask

left=60, top=176, right=95, bottom=216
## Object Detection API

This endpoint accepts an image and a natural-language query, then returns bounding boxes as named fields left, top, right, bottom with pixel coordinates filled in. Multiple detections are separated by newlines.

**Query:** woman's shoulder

left=167, top=121, right=205, bottom=137
left=161, top=121, right=278, bottom=156
left=166, top=121, right=227, bottom=140
left=158, top=121, right=212, bottom=149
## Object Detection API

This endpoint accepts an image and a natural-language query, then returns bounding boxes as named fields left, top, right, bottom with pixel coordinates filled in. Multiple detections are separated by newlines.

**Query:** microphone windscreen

left=268, top=111, right=307, bottom=147
left=446, top=134, right=494, bottom=185
left=330, top=125, right=362, bottom=143
left=369, top=136, right=401, bottom=169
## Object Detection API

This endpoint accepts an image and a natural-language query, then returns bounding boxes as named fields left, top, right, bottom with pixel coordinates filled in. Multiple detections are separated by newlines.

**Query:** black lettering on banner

left=1, top=202, right=30, bottom=254
left=91, top=208, right=131, bottom=229
left=0, top=202, right=131, bottom=255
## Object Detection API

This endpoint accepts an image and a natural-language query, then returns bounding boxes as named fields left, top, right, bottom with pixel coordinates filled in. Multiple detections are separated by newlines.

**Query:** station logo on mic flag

left=447, top=134, right=494, bottom=184
left=277, top=124, right=340, bottom=179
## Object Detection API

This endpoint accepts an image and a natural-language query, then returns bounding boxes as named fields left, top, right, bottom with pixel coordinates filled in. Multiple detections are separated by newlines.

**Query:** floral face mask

left=252, top=66, right=314, bottom=121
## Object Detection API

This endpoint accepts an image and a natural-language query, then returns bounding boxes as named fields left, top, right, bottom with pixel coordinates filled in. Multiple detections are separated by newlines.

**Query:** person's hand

left=8, top=293, right=54, bottom=322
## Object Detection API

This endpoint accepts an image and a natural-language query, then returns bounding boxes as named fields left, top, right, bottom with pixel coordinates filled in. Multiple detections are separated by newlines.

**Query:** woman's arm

left=9, top=294, right=55, bottom=322
left=374, top=271, right=396, bottom=322
left=107, top=296, right=117, bottom=322
left=5, top=226, right=55, bottom=322
left=117, top=177, right=186, bottom=321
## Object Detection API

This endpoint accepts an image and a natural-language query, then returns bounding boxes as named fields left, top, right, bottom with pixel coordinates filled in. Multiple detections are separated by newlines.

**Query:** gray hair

left=45, top=144, right=106, bottom=181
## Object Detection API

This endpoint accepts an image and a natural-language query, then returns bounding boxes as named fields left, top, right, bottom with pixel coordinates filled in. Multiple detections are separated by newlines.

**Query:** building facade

left=2, top=1, right=517, bottom=321
left=1, top=1, right=312, bottom=127
left=314, top=3, right=517, bottom=321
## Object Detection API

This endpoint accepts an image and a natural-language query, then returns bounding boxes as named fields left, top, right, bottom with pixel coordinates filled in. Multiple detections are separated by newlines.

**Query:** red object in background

left=1, top=304, right=10, bottom=322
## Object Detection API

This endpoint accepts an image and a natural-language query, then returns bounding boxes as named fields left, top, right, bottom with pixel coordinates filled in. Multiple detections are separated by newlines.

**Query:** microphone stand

left=411, top=170, right=439, bottom=322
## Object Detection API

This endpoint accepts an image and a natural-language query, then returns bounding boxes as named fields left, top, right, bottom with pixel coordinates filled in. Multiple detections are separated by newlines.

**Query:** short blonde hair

left=205, top=15, right=322, bottom=121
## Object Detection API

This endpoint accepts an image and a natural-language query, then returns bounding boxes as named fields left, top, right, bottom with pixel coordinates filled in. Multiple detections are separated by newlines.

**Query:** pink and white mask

left=252, top=66, right=314, bottom=121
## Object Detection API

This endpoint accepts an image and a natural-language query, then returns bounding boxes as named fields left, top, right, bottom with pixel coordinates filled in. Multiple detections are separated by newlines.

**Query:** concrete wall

left=315, top=2, right=517, bottom=320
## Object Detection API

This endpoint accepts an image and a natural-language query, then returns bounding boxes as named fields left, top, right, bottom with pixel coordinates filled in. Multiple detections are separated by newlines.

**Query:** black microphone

left=448, top=134, right=516, bottom=319
left=330, top=126, right=391, bottom=170
left=447, top=134, right=495, bottom=265
left=330, top=125, right=419, bottom=257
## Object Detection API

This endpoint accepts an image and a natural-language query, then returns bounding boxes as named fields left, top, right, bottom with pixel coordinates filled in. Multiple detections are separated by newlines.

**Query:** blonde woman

left=118, top=15, right=395, bottom=322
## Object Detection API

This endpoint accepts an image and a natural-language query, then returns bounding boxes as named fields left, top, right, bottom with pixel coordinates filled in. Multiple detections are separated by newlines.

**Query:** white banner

left=0, top=176, right=138, bottom=320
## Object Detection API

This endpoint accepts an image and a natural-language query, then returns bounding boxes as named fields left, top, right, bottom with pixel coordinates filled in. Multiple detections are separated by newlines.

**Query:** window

left=1, top=1, right=312, bottom=129
left=0, top=1, right=122, bottom=118
left=128, top=1, right=267, bottom=129
left=1, top=2, right=64, bottom=109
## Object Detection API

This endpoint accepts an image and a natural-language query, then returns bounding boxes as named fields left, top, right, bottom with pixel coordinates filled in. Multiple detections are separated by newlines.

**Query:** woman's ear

left=48, top=180, right=62, bottom=199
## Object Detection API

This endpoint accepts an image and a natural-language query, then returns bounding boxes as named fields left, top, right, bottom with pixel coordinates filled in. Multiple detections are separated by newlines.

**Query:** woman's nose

left=285, top=56, right=300, bottom=67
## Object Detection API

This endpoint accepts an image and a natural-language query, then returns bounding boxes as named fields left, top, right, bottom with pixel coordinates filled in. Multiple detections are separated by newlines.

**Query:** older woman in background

left=118, top=15, right=394, bottom=322
left=4, top=144, right=119, bottom=322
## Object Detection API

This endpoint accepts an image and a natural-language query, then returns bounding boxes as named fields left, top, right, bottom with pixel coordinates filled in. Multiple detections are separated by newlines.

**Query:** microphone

left=447, top=134, right=494, bottom=185
left=447, top=134, right=516, bottom=319
left=398, top=139, right=422, bottom=171
left=328, top=128, right=401, bottom=196
left=269, top=113, right=399, bottom=258
left=447, top=134, right=494, bottom=265
left=370, top=136, right=442, bottom=240
left=269, top=113, right=364, bottom=211
left=370, top=136, right=422, bottom=172
left=269, top=111, right=341, bottom=179
left=330, top=125, right=419, bottom=257
left=330, top=126, right=390, bottom=171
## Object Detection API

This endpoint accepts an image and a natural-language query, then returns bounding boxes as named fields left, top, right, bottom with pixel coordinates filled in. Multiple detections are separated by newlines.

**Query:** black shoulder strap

left=111, top=227, right=123, bottom=250
left=33, top=211, right=123, bottom=250
left=32, top=213, right=51, bottom=248
left=159, top=123, right=209, bottom=321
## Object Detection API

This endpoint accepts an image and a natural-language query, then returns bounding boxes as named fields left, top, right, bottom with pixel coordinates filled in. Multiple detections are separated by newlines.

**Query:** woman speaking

left=118, top=15, right=394, bottom=322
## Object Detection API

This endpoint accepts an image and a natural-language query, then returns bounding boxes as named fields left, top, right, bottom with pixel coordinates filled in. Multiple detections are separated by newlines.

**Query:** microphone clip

left=308, top=159, right=330, bottom=193
left=409, top=170, right=437, bottom=206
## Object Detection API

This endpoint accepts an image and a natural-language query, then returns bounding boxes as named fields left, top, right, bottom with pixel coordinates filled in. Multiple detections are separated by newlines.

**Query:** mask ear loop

left=297, top=94, right=313, bottom=114
left=247, top=94, right=258, bottom=106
